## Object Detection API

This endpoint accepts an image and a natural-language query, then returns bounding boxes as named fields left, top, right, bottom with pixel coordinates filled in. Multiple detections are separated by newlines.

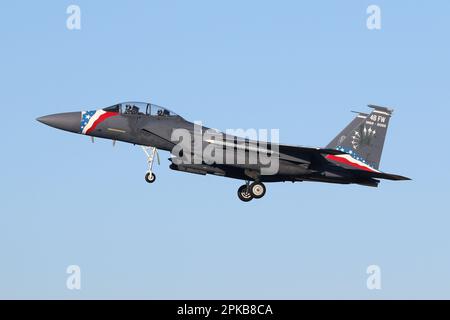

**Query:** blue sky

left=1, top=1, right=449, bottom=299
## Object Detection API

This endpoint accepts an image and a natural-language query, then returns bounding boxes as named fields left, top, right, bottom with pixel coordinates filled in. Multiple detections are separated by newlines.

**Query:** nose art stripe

left=81, top=111, right=118, bottom=135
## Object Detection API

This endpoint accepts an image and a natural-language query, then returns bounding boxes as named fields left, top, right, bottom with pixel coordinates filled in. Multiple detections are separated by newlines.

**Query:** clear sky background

left=1, top=1, right=449, bottom=299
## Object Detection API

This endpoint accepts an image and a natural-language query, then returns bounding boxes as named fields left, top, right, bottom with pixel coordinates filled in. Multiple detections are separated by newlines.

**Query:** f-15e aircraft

left=37, top=102, right=409, bottom=201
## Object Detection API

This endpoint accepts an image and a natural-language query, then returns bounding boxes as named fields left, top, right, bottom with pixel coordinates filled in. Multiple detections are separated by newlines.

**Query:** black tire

left=145, top=172, right=156, bottom=183
left=250, top=182, right=266, bottom=199
left=237, top=185, right=253, bottom=202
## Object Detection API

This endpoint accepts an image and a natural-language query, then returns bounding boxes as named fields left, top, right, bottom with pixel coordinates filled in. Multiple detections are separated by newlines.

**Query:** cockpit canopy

left=103, top=102, right=179, bottom=117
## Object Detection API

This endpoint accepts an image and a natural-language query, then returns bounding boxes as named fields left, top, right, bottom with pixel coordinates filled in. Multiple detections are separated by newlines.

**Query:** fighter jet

left=37, top=102, right=410, bottom=201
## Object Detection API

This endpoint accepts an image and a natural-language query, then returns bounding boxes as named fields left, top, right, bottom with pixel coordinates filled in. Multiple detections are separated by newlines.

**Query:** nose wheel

left=145, top=172, right=156, bottom=183
left=142, top=146, right=159, bottom=184
left=237, top=181, right=266, bottom=202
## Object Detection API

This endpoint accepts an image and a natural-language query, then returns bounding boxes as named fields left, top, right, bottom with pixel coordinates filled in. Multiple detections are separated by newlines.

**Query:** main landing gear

left=237, top=181, right=266, bottom=202
left=142, top=146, right=159, bottom=184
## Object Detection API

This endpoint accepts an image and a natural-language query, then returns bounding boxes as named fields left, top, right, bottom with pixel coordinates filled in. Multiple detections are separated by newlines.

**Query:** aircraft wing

left=277, top=144, right=347, bottom=157
left=206, top=139, right=347, bottom=157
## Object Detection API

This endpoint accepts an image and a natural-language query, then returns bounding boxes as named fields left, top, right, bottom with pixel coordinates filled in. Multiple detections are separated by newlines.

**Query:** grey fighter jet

left=37, top=102, right=410, bottom=201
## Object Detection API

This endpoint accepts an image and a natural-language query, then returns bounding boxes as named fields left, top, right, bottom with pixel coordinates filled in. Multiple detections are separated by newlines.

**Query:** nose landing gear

left=145, top=172, right=156, bottom=183
left=237, top=181, right=266, bottom=202
left=142, top=146, right=159, bottom=184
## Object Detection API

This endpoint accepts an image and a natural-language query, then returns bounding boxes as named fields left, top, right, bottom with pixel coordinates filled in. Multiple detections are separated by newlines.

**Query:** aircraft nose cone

left=37, top=112, right=81, bottom=133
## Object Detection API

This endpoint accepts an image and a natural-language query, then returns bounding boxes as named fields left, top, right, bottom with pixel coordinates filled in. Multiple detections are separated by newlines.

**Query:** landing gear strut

left=237, top=181, right=266, bottom=202
left=142, top=146, right=159, bottom=184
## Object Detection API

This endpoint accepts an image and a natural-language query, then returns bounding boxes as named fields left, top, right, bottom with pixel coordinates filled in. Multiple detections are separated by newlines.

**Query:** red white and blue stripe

left=326, top=146, right=380, bottom=173
left=80, top=110, right=118, bottom=135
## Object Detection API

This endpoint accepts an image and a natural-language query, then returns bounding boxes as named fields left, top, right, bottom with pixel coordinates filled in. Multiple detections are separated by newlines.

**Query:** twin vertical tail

left=326, top=105, right=393, bottom=171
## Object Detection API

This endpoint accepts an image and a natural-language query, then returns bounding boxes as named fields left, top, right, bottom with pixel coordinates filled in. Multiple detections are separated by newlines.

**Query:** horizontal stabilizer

left=373, top=172, right=411, bottom=181
left=352, top=170, right=411, bottom=181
